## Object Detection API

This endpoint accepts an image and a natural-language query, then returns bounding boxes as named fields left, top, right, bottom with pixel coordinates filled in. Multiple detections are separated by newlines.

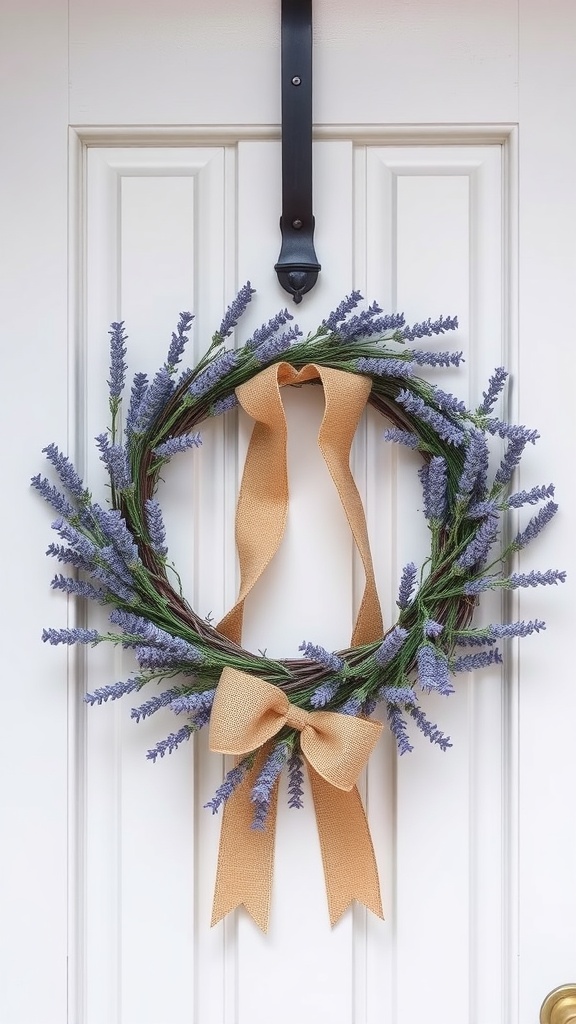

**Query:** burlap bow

left=209, top=668, right=384, bottom=931
left=211, top=362, right=385, bottom=931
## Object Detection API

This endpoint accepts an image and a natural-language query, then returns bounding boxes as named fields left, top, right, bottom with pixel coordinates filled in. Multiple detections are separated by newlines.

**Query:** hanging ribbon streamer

left=212, top=363, right=385, bottom=931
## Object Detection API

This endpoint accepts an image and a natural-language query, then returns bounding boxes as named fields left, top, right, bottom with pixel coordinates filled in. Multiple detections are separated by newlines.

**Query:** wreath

left=34, top=285, right=564, bottom=929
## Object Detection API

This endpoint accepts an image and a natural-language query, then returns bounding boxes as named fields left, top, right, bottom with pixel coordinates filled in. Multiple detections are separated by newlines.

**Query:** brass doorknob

left=541, top=985, right=576, bottom=1024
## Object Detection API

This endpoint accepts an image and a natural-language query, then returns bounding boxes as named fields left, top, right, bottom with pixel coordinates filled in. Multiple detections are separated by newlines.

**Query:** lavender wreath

left=34, top=285, right=564, bottom=826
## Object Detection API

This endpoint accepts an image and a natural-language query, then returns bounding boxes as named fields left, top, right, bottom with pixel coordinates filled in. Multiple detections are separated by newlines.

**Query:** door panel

left=76, top=138, right=508, bottom=1024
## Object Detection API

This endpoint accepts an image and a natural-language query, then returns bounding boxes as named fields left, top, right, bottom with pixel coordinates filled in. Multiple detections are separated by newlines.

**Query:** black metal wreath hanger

left=274, top=0, right=321, bottom=303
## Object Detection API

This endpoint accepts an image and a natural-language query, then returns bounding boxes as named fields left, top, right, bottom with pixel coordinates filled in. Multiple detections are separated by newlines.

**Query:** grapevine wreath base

left=34, top=285, right=564, bottom=929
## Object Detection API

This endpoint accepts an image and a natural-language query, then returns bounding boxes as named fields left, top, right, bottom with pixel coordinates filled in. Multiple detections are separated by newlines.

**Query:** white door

left=1, top=3, right=574, bottom=1023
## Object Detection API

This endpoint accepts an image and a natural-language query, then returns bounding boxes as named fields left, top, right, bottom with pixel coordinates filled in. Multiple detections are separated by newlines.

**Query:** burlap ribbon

left=211, top=362, right=385, bottom=931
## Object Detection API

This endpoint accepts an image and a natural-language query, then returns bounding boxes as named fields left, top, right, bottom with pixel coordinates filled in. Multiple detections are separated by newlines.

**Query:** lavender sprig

left=42, top=627, right=100, bottom=646
left=417, top=645, right=453, bottom=695
left=50, top=574, right=104, bottom=603
left=107, top=322, right=128, bottom=402
left=215, top=282, right=255, bottom=339
left=144, top=498, right=168, bottom=558
left=382, top=428, right=419, bottom=449
left=410, top=349, right=464, bottom=367
left=375, top=626, right=408, bottom=666
left=287, top=751, right=305, bottom=809
left=251, top=742, right=290, bottom=831
left=322, top=291, right=363, bottom=333
left=505, top=484, right=555, bottom=508
left=512, top=501, right=558, bottom=550
left=354, top=357, right=415, bottom=378
left=166, top=312, right=194, bottom=369
left=31, top=475, right=77, bottom=519
left=407, top=706, right=452, bottom=750
left=395, top=390, right=464, bottom=446
left=152, top=433, right=202, bottom=460
left=386, top=706, right=414, bottom=755
left=478, top=367, right=508, bottom=414
left=400, top=315, right=458, bottom=342
left=205, top=759, right=251, bottom=814
left=419, top=456, right=447, bottom=522
left=455, top=514, right=499, bottom=570
left=464, top=569, right=566, bottom=595
left=452, top=649, right=503, bottom=672
left=310, top=678, right=342, bottom=708
left=397, top=562, right=418, bottom=609
left=84, top=678, right=141, bottom=706
left=131, top=688, right=181, bottom=723
left=188, top=350, right=238, bottom=400
left=146, top=725, right=192, bottom=762
left=245, top=308, right=294, bottom=349
left=95, top=434, right=131, bottom=491
left=299, top=641, right=344, bottom=673
left=42, top=444, right=89, bottom=502
left=253, top=326, right=303, bottom=365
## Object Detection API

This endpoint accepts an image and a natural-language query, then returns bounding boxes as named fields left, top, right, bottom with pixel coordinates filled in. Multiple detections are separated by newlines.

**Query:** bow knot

left=209, top=667, right=382, bottom=792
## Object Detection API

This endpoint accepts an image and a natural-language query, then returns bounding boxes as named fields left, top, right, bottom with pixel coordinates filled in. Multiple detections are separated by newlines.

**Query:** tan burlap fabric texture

left=211, top=363, right=385, bottom=931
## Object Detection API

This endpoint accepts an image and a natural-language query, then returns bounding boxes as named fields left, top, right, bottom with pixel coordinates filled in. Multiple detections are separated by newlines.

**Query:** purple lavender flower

left=456, top=431, right=487, bottom=502
left=50, top=519, right=97, bottom=563
left=379, top=685, right=418, bottom=706
left=410, top=349, right=464, bottom=367
left=339, top=692, right=364, bottom=716
left=92, top=564, right=136, bottom=602
left=210, top=394, right=239, bottom=416
left=253, top=326, right=302, bottom=364
left=95, top=434, right=131, bottom=490
left=334, top=303, right=383, bottom=340
left=424, top=619, right=444, bottom=638
left=126, top=372, right=149, bottom=434
left=46, top=542, right=92, bottom=571
left=478, top=367, right=508, bottom=414
left=170, top=689, right=216, bottom=718
left=463, top=576, right=498, bottom=595
left=251, top=742, right=290, bottom=830
left=91, top=506, right=139, bottom=565
left=146, top=725, right=192, bottom=762
left=455, top=514, right=499, bottom=570
left=310, top=678, right=342, bottom=708
left=31, top=474, right=77, bottom=519
left=152, top=432, right=202, bottom=459
left=353, top=357, right=415, bottom=378
left=133, top=367, right=175, bottom=432
left=397, top=562, right=418, bottom=609
left=512, top=501, right=558, bottom=550
left=452, top=649, right=503, bottom=672
left=382, top=428, right=419, bottom=449
left=322, top=291, right=363, bottom=332
left=400, top=314, right=458, bottom=342
left=42, top=444, right=88, bottom=501
left=395, top=390, right=465, bottom=446
left=466, top=499, right=499, bottom=520
left=417, top=645, right=453, bottom=695
left=419, top=456, right=447, bottom=522
left=107, top=322, right=128, bottom=401
left=287, top=751, right=305, bottom=809
left=98, top=544, right=136, bottom=587
left=505, top=484, right=555, bottom=508
left=407, top=706, right=452, bottom=750
left=216, top=282, right=255, bottom=339
left=245, top=308, right=294, bottom=349
left=487, top=420, right=540, bottom=445
left=135, top=639, right=203, bottom=670
left=432, top=389, right=468, bottom=416
left=488, top=619, right=546, bottom=638
left=507, top=569, right=566, bottom=588
left=375, top=626, right=408, bottom=666
left=84, top=677, right=141, bottom=706
left=42, top=627, right=100, bottom=645
left=369, top=313, right=406, bottom=334
left=144, top=499, right=168, bottom=557
left=386, top=706, right=414, bottom=755
left=298, top=641, right=344, bottom=672
left=205, top=759, right=251, bottom=814
left=166, top=312, right=194, bottom=369
left=50, top=574, right=104, bottom=602
left=494, top=436, right=529, bottom=487
left=131, top=688, right=180, bottom=723
left=188, top=350, right=238, bottom=400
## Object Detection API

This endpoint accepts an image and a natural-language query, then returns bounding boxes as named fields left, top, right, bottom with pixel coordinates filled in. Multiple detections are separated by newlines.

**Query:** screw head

left=292, top=219, right=303, bottom=229
left=291, top=76, right=301, bottom=86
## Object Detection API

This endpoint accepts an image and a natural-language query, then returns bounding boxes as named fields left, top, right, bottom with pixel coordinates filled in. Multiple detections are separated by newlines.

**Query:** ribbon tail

left=308, top=767, right=384, bottom=926
left=211, top=753, right=279, bottom=933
